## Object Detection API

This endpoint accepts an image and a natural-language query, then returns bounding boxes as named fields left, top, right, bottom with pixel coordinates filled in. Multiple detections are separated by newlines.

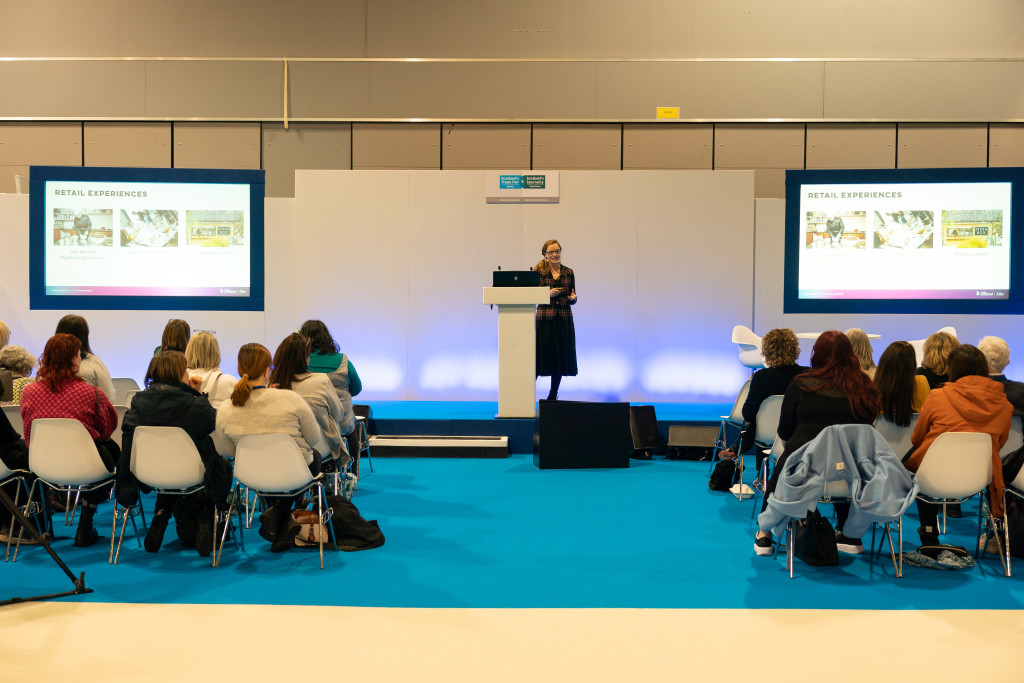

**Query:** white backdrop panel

left=636, top=172, right=755, bottom=402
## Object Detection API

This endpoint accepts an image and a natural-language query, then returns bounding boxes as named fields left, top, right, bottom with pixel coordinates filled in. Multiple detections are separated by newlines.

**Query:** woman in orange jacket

left=905, top=344, right=1012, bottom=548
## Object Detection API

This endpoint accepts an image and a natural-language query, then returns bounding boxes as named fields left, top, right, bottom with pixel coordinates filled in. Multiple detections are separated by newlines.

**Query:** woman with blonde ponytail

left=214, top=342, right=324, bottom=551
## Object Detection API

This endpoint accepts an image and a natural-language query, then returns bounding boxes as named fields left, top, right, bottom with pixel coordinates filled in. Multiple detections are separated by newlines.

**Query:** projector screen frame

left=784, top=167, right=1024, bottom=315
left=29, top=165, right=265, bottom=312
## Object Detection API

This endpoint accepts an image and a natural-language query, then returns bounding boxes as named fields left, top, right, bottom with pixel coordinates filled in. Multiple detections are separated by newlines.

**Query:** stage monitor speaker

left=534, top=401, right=631, bottom=469
left=629, top=405, right=660, bottom=451
left=667, top=425, right=718, bottom=461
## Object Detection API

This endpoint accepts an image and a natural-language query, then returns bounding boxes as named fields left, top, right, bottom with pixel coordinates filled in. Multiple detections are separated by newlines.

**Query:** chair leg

left=214, top=492, right=237, bottom=567
left=898, top=517, right=904, bottom=578
left=317, top=486, right=325, bottom=570
left=1004, top=491, right=1013, bottom=578
left=13, top=481, right=43, bottom=563
left=3, top=482, right=23, bottom=562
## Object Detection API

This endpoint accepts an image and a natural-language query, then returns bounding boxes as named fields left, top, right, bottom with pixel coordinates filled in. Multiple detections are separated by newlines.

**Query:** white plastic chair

left=123, top=389, right=141, bottom=408
left=902, top=431, right=996, bottom=575
left=734, top=394, right=784, bottom=501
left=111, top=378, right=141, bottom=406
left=3, top=406, right=23, bottom=437
left=732, top=325, right=764, bottom=370
left=1000, top=417, right=1023, bottom=460
left=1000, top=464, right=1024, bottom=576
left=710, top=378, right=751, bottom=473
left=110, top=427, right=212, bottom=565
left=908, top=327, right=958, bottom=368
left=18, top=419, right=115, bottom=561
left=0, top=460, right=35, bottom=562
left=225, top=434, right=336, bottom=569
left=873, top=414, right=919, bottom=461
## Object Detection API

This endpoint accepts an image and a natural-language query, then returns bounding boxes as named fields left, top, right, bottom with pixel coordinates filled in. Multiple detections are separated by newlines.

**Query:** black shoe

left=74, top=506, right=99, bottom=548
left=271, top=518, right=301, bottom=553
left=835, top=532, right=864, bottom=555
left=754, top=533, right=774, bottom=556
left=145, top=510, right=170, bottom=553
left=917, top=525, right=941, bottom=548
left=945, top=503, right=962, bottom=519
left=195, top=517, right=213, bottom=557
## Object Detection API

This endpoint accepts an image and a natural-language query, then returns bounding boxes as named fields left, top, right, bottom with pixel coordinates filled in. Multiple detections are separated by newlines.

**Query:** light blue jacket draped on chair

left=758, top=423, right=919, bottom=538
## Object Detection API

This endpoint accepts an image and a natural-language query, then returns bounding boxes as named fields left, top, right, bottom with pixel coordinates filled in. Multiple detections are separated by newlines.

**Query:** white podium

left=483, top=286, right=549, bottom=418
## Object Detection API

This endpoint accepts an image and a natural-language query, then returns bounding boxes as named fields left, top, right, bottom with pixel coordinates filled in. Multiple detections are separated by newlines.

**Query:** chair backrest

left=726, top=379, right=752, bottom=423
left=131, top=426, right=206, bottom=490
left=1000, top=416, right=1023, bottom=460
left=732, top=325, right=764, bottom=370
left=873, top=413, right=919, bottom=460
left=753, top=395, right=785, bottom=446
left=123, top=389, right=141, bottom=408
left=28, top=418, right=110, bottom=485
left=2, top=405, right=23, bottom=437
left=112, top=405, right=128, bottom=450
left=233, top=434, right=314, bottom=493
left=111, top=377, right=141, bottom=406
left=915, top=431, right=992, bottom=499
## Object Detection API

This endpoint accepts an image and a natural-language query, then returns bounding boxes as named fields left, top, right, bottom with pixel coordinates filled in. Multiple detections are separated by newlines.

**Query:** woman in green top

left=299, top=319, right=362, bottom=469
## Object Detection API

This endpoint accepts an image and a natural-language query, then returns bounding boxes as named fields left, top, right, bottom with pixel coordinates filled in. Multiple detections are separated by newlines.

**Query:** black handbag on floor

left=708, top=458, right=739, bottom=492
left=793, top=509, right=839, bottom=566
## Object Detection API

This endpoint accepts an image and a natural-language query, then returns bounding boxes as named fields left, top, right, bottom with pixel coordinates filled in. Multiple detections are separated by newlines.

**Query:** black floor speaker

left=534, top=400, right=632, bottom=469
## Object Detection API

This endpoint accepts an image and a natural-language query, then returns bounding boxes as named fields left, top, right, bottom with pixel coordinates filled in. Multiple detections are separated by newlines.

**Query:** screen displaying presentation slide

left=785, top=168, right=1024, bottom=315
left=30, top=166, right=265, bottom=311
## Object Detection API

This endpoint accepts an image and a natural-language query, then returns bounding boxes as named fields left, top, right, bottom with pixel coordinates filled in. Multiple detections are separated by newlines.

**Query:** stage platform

left=365, top=401, right=732, bottom=455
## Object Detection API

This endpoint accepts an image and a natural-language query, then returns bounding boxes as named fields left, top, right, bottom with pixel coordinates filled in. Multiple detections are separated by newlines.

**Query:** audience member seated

left=874, top=341, right=930, bottom=428
left=0, top=320, right=11, bottom=402
left=0, top=401, right=31, bottom=543
left=977, top=335, right=1024, bottom=415
left=0, top=345, right=36, bottom=406
left=916, top=330, right=959, bottom=390
left=55, top=314, right=115, bottom=402
left=184, top=331, right=236, bottom=409
left=117, top=350, right=231, bottom=557
left=20, top=333, right=119, bottom=547
left=719, top=328, right=804, bottom=461
left=270, top=333, right=346, bottom=466
left=155, top=318, right=190, bottom=354
left=845, top=328, right=877, bottom=380
left=754, top=330, right=880, bottom=556
left=214, top=343, right=323, bottom=552
left=299, top=320, right=362, bottom=463
left=905, top=344, right=1012, bottom=550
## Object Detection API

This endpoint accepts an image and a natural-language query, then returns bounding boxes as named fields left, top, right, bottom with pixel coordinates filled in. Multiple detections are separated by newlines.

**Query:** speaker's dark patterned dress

left=536, top=266, right=578, bottom=377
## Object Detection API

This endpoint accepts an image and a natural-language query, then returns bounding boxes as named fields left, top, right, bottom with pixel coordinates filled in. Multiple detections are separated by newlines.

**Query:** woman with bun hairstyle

left=754, top=331, right=880, bottom=557
left=214, top=343, right=323, bottom=551
left=20, top=333, right=119, bottom=547
left=535, top=239, right=578, bottom=401
left=55, top=314, right=115, bottom=402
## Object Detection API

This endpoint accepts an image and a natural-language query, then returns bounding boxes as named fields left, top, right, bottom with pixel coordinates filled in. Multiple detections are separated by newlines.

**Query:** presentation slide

left=797, top=181, right=1011, bottom=301
left=43, top=179, right=251, bottom=298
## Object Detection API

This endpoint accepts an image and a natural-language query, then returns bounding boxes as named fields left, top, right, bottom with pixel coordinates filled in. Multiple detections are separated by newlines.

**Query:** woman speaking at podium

left=535, top=239, right=577, bottom=401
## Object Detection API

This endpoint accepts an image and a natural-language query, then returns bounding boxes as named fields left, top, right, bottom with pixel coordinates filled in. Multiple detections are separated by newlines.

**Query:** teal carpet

left=4, top=454, right=1022, bottom=609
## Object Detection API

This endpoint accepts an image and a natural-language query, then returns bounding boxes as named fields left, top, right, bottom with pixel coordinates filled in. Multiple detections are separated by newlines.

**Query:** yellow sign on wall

left=656, top=107, right=680, bottom=119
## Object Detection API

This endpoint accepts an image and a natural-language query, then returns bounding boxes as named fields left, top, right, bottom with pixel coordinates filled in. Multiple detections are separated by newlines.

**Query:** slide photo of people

left=53, top=208, right=114, bottom=247
left=805, top=210, right=867, bottom=249
left=120, top=209, right=179, bottom=247
left=873, top=210, right=934, bottom=249
left=185, top=210, right=245, bottom=247
left=941, top=210, right=1003, bottom=248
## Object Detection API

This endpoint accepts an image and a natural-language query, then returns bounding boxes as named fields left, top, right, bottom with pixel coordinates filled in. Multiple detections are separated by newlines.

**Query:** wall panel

left=84, top=123, right=171, bottom=168
left=805, top=124, right=897, bottom=170
left=897, top=124, right=987, bottom=168
left=286, top=62, right=371, bottom=119
left=714, top=124, right=804, bottom=169
left=989, top=124, right=1024, bottom=167
left=262, top=123, right=351, bottom=197
left=352, top=123, right=440, bottom=170
left=533, top=125, right=621, bottom=170
left=172, top=123, right=261, bottom=169
left=623, top=124, right=713, bottom=170
left=0, top=123, right=81, bottom=167
left=442, top=124, right=531, bottom=170
left=146, top=61, right=284, bottom=119
left=0, top=61, right=147, bottom=119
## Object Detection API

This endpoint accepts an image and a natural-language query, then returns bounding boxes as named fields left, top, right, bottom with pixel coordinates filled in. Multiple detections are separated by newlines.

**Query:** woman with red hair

left=20, top=333, right=119, bottom=547
left=754, top=330, right=881, bottom=556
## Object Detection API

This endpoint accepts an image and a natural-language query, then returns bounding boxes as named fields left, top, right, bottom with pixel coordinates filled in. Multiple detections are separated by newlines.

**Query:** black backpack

left=708, top=458, right=739, bottom=492
left=323, top=495, right=385, bottom=551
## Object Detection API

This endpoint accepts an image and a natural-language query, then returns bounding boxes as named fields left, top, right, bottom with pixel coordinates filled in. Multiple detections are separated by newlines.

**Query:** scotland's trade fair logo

left=499, top=175, right=546, bottom=190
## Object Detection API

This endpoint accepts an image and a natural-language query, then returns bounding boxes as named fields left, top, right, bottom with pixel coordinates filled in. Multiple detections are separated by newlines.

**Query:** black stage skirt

left=536, top=317, right=578, bottom=377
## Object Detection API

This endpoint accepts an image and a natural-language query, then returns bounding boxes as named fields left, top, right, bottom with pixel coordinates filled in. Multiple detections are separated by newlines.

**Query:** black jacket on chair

left=116, top=382, right=231, bottom=507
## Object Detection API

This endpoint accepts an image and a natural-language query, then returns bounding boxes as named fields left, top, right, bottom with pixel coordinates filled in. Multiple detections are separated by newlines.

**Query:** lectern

left=483, top=286, right=549, bottom=418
